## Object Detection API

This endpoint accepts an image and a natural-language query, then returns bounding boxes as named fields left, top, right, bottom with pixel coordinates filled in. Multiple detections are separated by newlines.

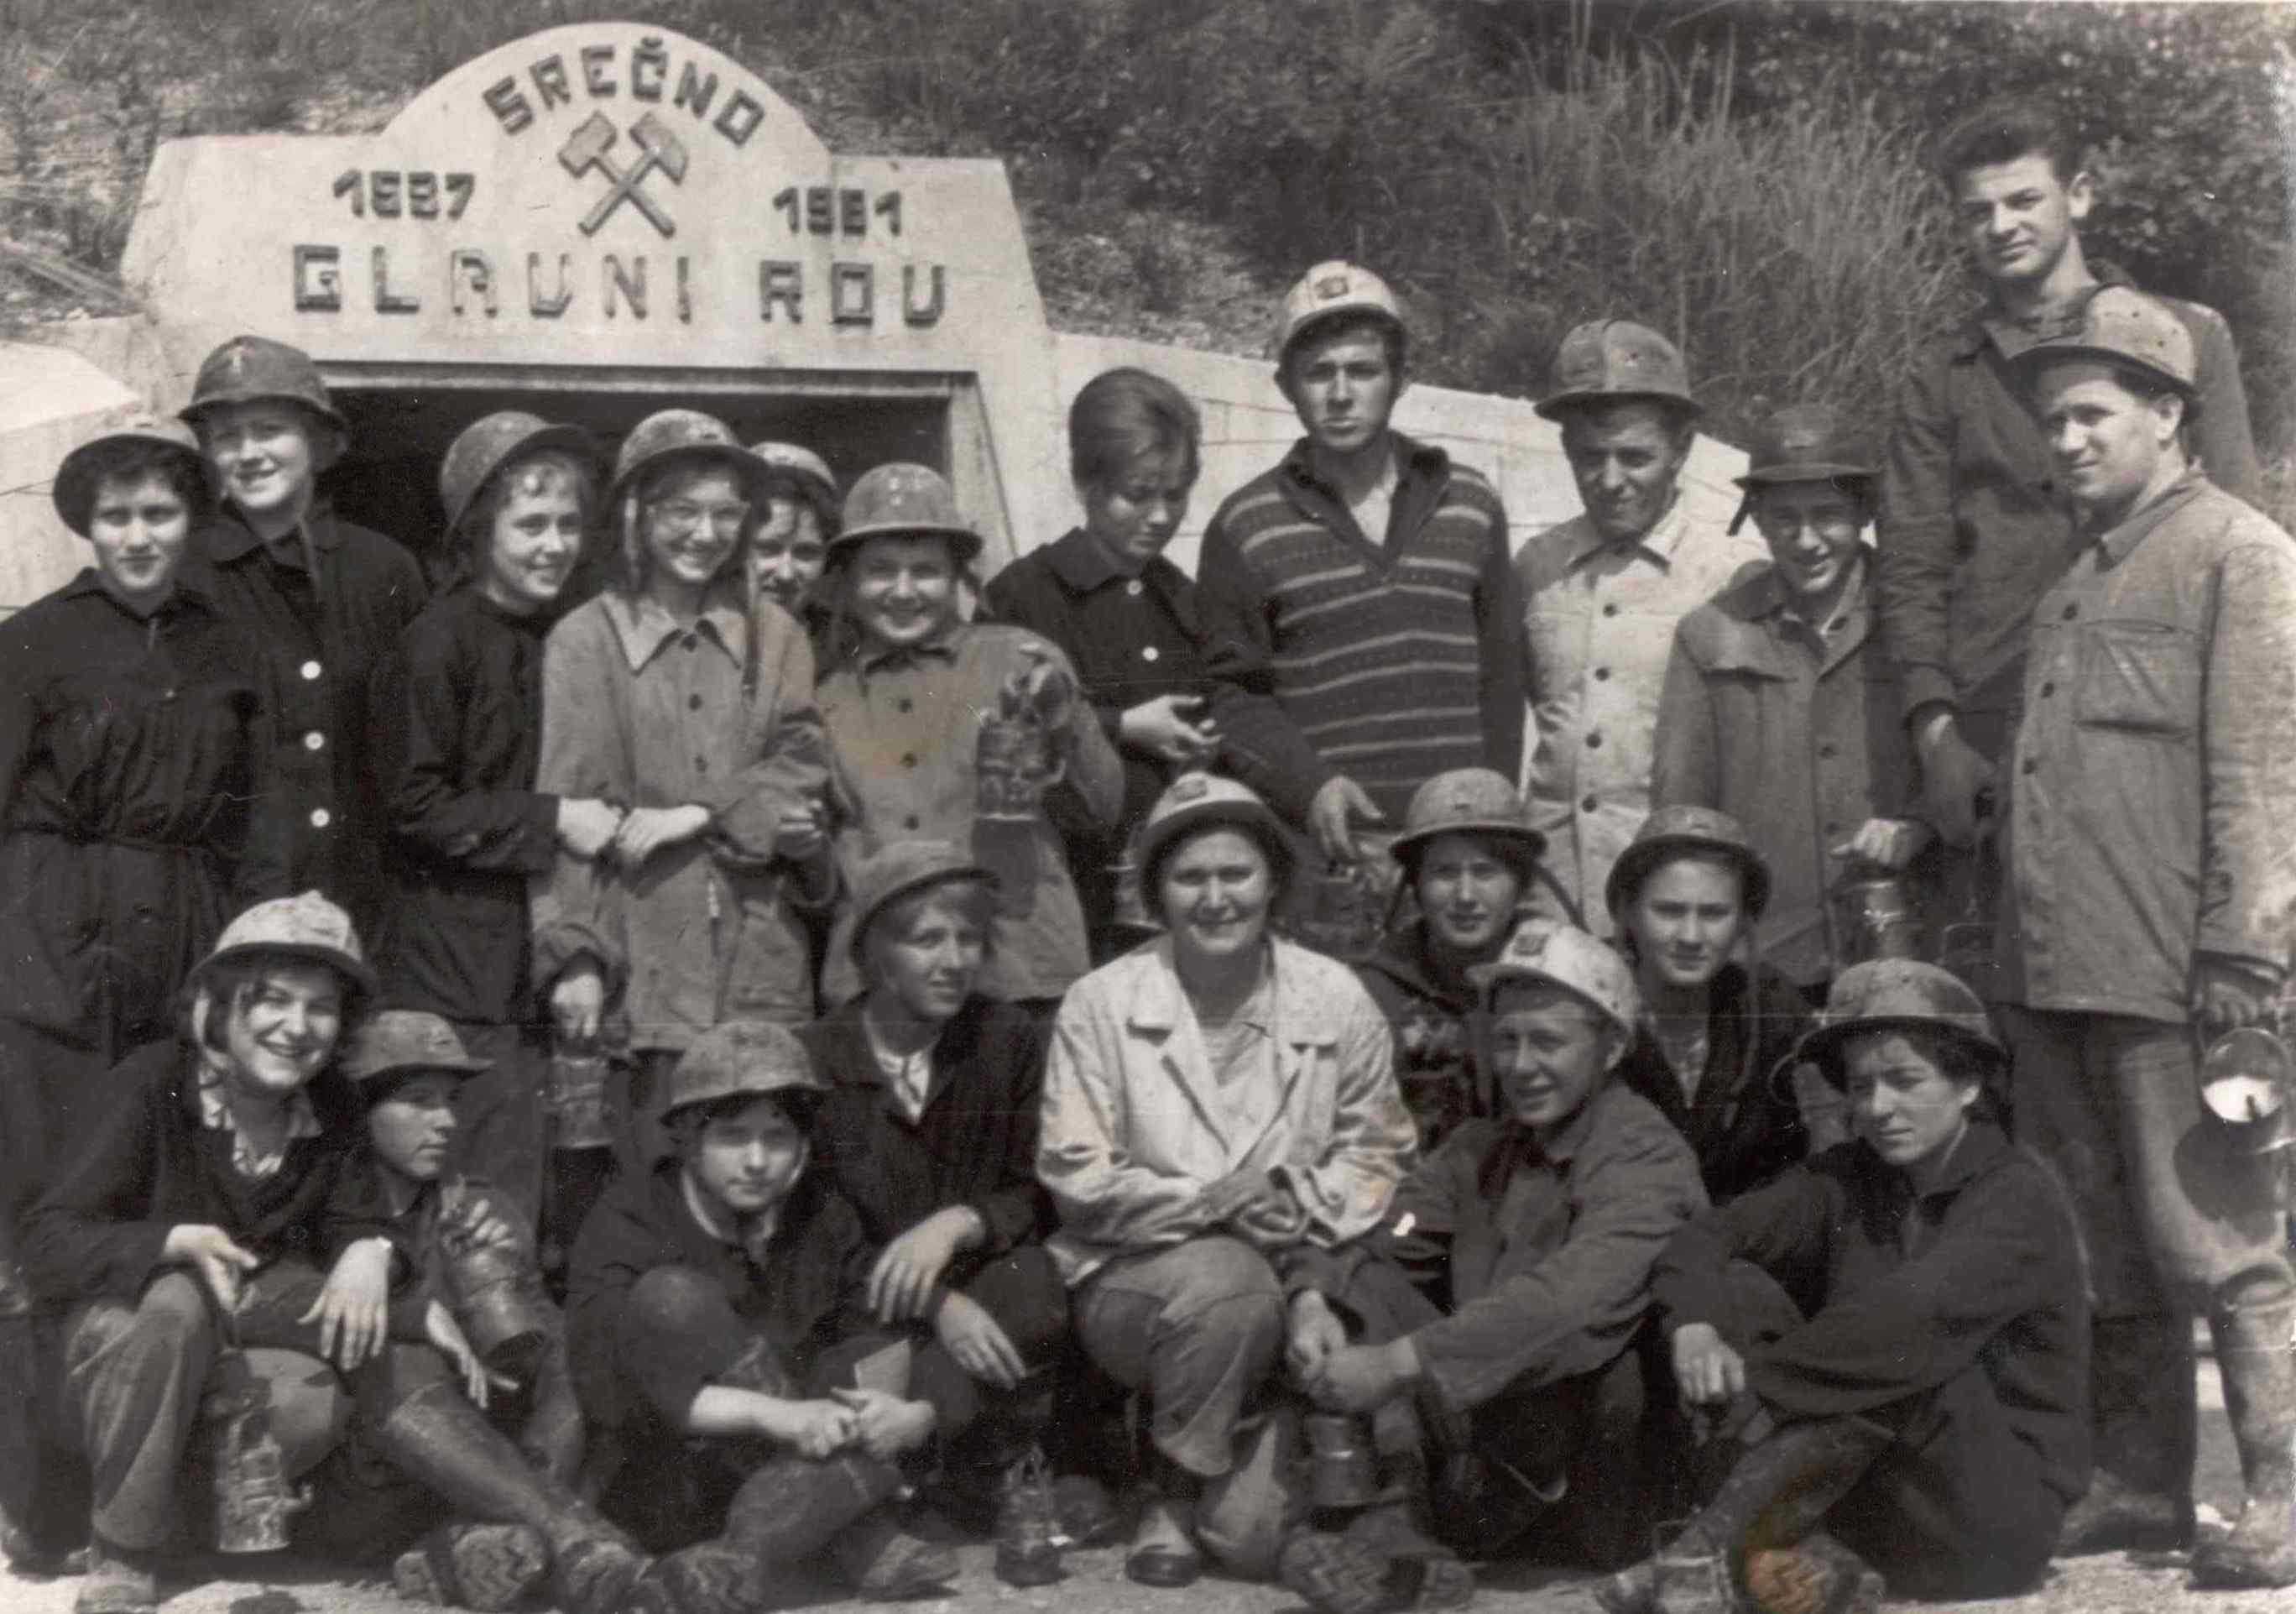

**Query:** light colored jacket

left=1517, top=493, right=1764, bottom=918
left=1040, top=936, right=1416, bottom=1286
left=532, top=588, right=828, bottom=1049
left=2001, top=473, right=2296, bottom=1021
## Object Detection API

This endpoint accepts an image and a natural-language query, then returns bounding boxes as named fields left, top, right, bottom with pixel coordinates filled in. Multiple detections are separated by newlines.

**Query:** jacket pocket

left=2073, top=620, right=2199, bottom=734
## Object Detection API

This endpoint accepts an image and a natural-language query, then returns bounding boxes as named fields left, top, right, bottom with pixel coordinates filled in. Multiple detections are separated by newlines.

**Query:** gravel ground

left=0, top=1361, right=2267, bottom=1614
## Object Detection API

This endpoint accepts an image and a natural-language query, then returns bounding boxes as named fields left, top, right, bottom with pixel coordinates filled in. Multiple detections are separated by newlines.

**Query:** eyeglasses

left=652, top=499, right=751, bottom=535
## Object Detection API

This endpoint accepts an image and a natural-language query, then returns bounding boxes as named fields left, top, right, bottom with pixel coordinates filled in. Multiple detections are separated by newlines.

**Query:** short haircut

left=759, top=472, right=841, bottom=541
left=461, top=448, right=597, bottom=551
left=860, top=877, right=998, bottom=982
left=1935, top=96, right=2085, bottom=189
left=617, top=455, right=750, bottom=594
left=1143, top=817, right=1294, bottom=927
left=1280, top=311, right=1406, bottom=393
left=1068, top=367, right=1202, bottom=494
left=1839, top=1022, right=2001, bottom=1120
left=66, top=443, right=212, bottom=535
left=190, top=953, right=359, bottom=1056
left=665, top=1087, right=815, bottom=1157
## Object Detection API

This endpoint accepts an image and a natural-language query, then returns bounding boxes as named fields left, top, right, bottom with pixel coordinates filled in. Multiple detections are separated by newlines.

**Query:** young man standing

left=1195, top=263, right=1528, bottom=885
left=2003, top=287, right=2296, bottom=1585
left=1878, top=97, right=2260, bottom=854
left=1516, top=321, right=1764, bottom=923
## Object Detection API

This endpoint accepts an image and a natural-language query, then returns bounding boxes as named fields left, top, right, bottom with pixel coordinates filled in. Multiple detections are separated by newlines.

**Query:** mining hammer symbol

left=558, top=110, right=688, bottom=239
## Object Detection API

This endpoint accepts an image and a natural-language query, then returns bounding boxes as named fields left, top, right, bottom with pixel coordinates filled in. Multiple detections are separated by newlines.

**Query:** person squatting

left=2, top=94, right=2293, bottom=1614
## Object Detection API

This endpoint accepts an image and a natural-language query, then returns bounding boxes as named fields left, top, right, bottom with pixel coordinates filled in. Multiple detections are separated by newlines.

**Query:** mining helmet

left=2011, top=284, right=2198, bottom=397
left=1536, top=319, right=1700, bottom=421
left=749, top=441, right=838, bottom=505
left=1605, top=804, right=1773, bottom=922
left=193, top=891, right=378, bottom=1000
left=1730, top=403, right=1880, bottom=535
left=439, top=411, right=597, bottom=535
left=340, top=1010, right=493, bottom=1089
left=1272, top=261, right=1407, bottom=367
left=1469, top=919, right=1640, bottom=1039
left=1389, top=768, right=1546, bottom=877
left=829, top=462, right=983, bottom=565
left=659, top=1021, right=827, bottom=1122
left=1136, top=771, right=1292, bottom=900
left=606, top=409, right=759, bottom=515
left=1793, top=958, right=2005, bottom=1089
left=180, top=335, right=347, bottom=432
left=51, top=415, right=208, bottom=538
left=847, top=840, right=997, bottom=965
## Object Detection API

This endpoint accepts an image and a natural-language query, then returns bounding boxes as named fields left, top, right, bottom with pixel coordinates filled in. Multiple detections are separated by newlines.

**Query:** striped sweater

left=1196, top=435, right=1527, bottom=823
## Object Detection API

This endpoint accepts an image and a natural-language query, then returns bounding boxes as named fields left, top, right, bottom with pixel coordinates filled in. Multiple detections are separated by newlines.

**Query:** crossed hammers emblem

left=558, top=110, right=689, bottom=238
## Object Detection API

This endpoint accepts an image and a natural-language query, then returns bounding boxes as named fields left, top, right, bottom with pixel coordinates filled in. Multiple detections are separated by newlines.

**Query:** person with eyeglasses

left=532, top=411, right=837, bottom=1180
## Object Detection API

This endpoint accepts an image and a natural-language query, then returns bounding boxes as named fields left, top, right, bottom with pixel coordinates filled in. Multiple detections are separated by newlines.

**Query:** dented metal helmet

left=1536, top=319, right=1700, bottom=422
left=1795, top=958, right=2005, bottom=1089
left=2012, top=284, right=2199, bottom=397
left=1469, top=920, right=1641, bottom=1038
left=194, top=890, right=378, bottom=1000
left=180, top=335, right=347, bottom=431
left=847, top=840, right=996, bottom=965
left=830, top=462, right=983, bottom=564
left=607, top=409, right=758, bottom=515
left=1605, top=804, right=1773, bottom=921
left=340, top=1010, right=493, bottom=1089
left=51, top=414, right=208, bottom=537
left=749, top=441, right=838, bottom=504
left=439, top=411, right=597, bottom=535
left=1390, top=768, right=1546, bottom=876
left=1136, top=771, right=1293, bottom=901
left=1272, top=260, right=1407, bottom=367
left=660, top=1021, right=826, bottom=1122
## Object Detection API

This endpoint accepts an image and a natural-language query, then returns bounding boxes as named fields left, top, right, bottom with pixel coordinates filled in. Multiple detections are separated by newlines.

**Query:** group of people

left=1, top=91, right=2292, bottom=1614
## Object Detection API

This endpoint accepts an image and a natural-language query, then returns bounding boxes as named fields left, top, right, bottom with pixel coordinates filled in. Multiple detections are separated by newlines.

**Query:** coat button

left=1594, top=666, right=1610, bottom=682
left=683, top=634, right=700, bottom=650
left=688, top=694, right=702, bottom=710
left=1585, top=732, right=1601, bottom=750
left=300, top=660, right=322, bottom=681
left=901, top=753, right=918, bottom=768
left=303, top=731, right=326, bottom=752
left=2061, top=603, right=2079, bottom=620
left=1125, top=580, right=1144, bottom=598
left=1581, top=794, right=1598, bottom=812
left=904, top=815, right=921, bottom=831
left=695, top=757, right=709, bottom=774
left=2039, top=682, right=2055, bottom=699
left=1141, top=645, right=1160, bottom=663
left=896, top=698, right=914, bottom=713
left=2022, top=759, right=2038, bottom=775
left=1818, top=741, right=1837, bottom=759
left=1601, top=603, right=1619, bottom=618
left=310, top=807, right=331, bottom=828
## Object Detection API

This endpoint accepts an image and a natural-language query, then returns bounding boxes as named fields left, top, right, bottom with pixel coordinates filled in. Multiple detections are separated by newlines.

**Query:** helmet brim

left=1535, top=389, right=1704, bottom=424
left=606, top=441, right=764, bottom=516
left=195, top=938, right=379, bottom=1002
left=52, top=430, right=210, bottom=537
left=825, top=521, right=984, bottom=565
left=443, top=421, right=599, bottom=534
left=1605, top=834, right=1772, bottom=921
left=1790, top=1014, right=2005, bottom=1091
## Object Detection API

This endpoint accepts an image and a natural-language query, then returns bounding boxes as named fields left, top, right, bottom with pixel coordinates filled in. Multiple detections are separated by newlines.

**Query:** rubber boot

left=368, top=1379, right=645, bottom=1614
left=1593, top=1415, right=1890, bottom=1614
left=826, top=1500, right=962, bottom=1600
left=628, top=1451, right=911, bottom=1614
left=1742, top=1529, right=1886, bottom=1614
left=392, top=1521, right=551, bottom=1611
left=2058, top=1313, right=2195, bottom=1554
left=2192, top=1298, right=2296, bottom=1590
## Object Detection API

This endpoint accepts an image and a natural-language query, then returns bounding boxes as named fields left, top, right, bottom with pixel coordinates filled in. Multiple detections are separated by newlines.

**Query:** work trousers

left=1072, top=1235, right=1288, bottom=1480
left=1720, top=1259, right=2062, bottom=1600
left=60, top=1266, right=350, bottom=1553
left=446, top=1021, right=549, bottom=1233
left=597, top=1252, right=1064, bottom=1552
left=2002, top=1005, right=2293, bottom=1319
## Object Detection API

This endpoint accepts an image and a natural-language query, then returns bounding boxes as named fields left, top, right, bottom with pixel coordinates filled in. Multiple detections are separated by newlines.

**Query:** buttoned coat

left=1038, top=936, right=1416, bottom=1287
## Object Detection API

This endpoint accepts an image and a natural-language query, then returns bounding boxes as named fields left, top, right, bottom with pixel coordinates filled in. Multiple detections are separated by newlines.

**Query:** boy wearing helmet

left=1195, top=263, right=1528, bottom=883
left=1515, top=321, right=1764, bottom=922
left=1879, top=97, right=2259, bottom=857
left=1286, top=921, right=1706, bottom=1578
left=1599, top=961, right=2087, bottom=1612
left=1999, top=288, right=2296, bottom=1585
left=183, top=336, right=429, bottom=930
left=568, top=1022, right=979, bottom=1613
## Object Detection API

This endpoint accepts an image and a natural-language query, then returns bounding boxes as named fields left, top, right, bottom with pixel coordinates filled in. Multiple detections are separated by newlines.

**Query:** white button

left=303, top=731, right=326, bottom=752
left=1141, top=645, right=1161, bottom=663
left=300, top=660, right=323, bottom=681
left=1125, top=579, right=1145, bottom=597
left=309, top=807, right=332, bottom=828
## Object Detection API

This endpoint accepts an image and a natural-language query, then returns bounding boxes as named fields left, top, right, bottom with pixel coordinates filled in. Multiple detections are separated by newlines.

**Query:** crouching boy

left=1282, top=922, right=1707, bottom=1597
left=1597, top=961, right=2089, bottom=1611
left=567, top=1021, right=964, bottom=1614
left=301, top=1009, right=635, bottom=1611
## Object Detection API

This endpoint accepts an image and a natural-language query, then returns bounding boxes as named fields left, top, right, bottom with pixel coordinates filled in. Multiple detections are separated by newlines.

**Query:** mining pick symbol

left=558, top=110, right=690, bottom=238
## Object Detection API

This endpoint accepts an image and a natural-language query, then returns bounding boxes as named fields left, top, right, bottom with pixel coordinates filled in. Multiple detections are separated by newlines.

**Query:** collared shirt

left=1652, top=1121, right=2090, bottom=1507
left=1517, top=491, right=1766, bottom=915
left=1364, top=1080, right=1705, bottom=1413
left=1196, top=435, right=1527, bottom=824
left=533, top=586, right=829, bottom=1048
left=860, top=1011, right=934, bottom=1125
left=816, top=621, right=1123, bottom=1006
left=1651, top=557, right=1921, bottom=986
left=196, top=1059, right=323, bottom=1181
left=1877, top=264, right=2261, bottom=729
left=1998, top=472, right=2296, bottom=1019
